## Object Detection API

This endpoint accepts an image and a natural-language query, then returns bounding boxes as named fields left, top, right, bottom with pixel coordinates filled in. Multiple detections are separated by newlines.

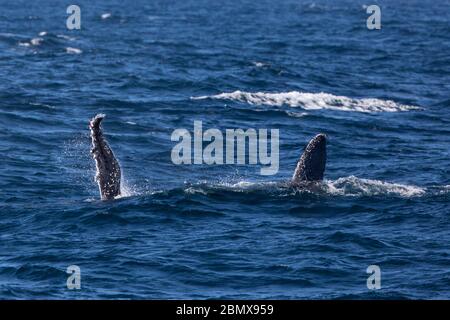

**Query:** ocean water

left=0, top=0, right=449, bottom=299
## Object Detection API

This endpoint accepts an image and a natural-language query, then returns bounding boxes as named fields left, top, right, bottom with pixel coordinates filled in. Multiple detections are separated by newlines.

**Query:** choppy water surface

left=0, top=0, right=449, bottom=299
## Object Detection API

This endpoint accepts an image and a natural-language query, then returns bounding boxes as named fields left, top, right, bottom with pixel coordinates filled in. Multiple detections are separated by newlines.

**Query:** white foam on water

left=437, top=185, right=450, bottom=195
left=30, top=37, right=43, bottom=46
left=219, top=180, right=277, bottom=191
left=252, top=61, right=266, bottom=67
left=57, top=34, right=75, bottom=41
left=184, top=187, right=208, bottom=195
left=101, top=13, right=112, bottom=20
left=187, top=176, right=425, bottom=198
left=29, top=102, right=55, bottom=109
left=192, top=91, right=421, bottom=113
left=286, top=111, right=308, bottom=118
left=202, top=180, right=280, bottom=193
left=66, top=47, right=82, bottom=54
left=0, top=32, right=21, bottom=37
left=325, top=176, right=426, bottom=197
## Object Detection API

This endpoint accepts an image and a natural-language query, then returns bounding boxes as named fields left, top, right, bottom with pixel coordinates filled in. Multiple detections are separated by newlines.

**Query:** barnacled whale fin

left=89, top=113, right=121, bottom=200
left=89, top=113, right=106, bottom=130
left=292, top=133, right=327, bottom=184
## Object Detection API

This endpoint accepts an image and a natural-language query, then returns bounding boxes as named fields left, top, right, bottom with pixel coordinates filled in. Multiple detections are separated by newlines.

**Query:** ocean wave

left=192, top=91, right=420, bottom=113
left=101, top=13, right=112, bottom=20
left=437, top=185, right=450, bottom=195
left=18, top=38, right=45, bottom=48
left=16, top=32, right=78, bottom=52
left=56, top=34, right=75, bottom=41
left=30, top=37, right=44, bottom=46
left=65, top=47, right=82, bottom=54
left=180, top=176, right=426, bottom=198
left=184, top=180, right=280, bottom=195
left=325, top=176, right=426, bottom=197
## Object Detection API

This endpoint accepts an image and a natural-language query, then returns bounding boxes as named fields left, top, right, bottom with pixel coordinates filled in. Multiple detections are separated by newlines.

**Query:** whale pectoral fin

left=292, top=133, right=327, bottom=183
left=89, top=113, right=122, bottom=201
left=89, top=113, right=106, bottom=130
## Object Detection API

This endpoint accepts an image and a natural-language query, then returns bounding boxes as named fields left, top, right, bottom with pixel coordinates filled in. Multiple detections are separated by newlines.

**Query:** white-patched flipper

left=89, top=114, right=121, bottom=200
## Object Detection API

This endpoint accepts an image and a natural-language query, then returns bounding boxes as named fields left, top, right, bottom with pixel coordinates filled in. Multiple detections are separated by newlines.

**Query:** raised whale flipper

left=89, top=114, right=121, bottom=200
left=292, top=133, right=327, bottom=184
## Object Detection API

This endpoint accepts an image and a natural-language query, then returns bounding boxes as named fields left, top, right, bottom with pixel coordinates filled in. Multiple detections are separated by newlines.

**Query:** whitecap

left=184, top=187, right=208, bottom=195
left=325, top=176, right=426, bottom=197
left=29, top=102, right=55, bottom=109
left=286, top=111, right=308, bottom=118
left=192, top=91, right=421, bottom=113
left=436, top=185, right=450, bottom=195
left=253, top=61, right=266, bottom=67
left=225, top=180, right=260, bottom=189
left=57, top=34, right=75, bottom=41
left=66, top=47, right=82, bottom=54
left=0, top=32, right=21, bottom=38
left=30, top=37, right=43, bottom=46
left=196, top=180, right=281, bottom=193
left=101, top=13, right=112, bottom=20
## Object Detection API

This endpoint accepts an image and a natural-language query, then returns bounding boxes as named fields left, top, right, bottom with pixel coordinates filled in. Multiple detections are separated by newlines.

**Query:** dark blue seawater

left=0, top=0, right=449, bottom=299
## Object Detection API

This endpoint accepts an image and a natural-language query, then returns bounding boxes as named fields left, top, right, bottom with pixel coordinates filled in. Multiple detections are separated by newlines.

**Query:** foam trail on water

left=66, top=47, right=82, bottom=54
left=325, top=176, right=426, bottom=197
left=182, top=176, right=426, bottom=198
left=192, top=91, right=420, bottom=113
